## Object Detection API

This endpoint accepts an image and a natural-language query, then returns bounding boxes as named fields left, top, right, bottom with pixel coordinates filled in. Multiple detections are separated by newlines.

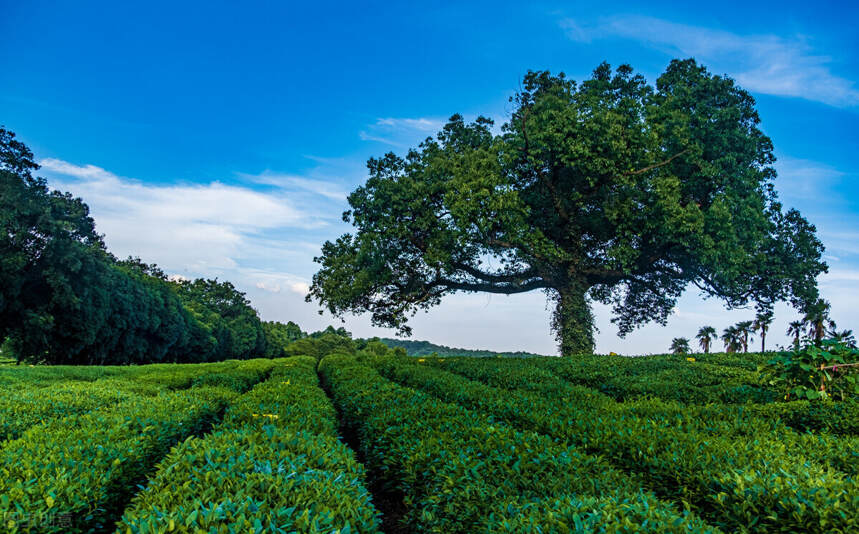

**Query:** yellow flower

left=686, top=357, right=696, bottom=362
left=418, top=358, right=426, bottom=362
left=45, top=495, right=54, bottom=508
left=282, top=380, right=291, bottom=385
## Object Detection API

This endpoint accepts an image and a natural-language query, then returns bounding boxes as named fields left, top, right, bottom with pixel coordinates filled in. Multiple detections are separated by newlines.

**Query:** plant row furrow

left=0, top=359, right=277, bottom=533
left=117, top=356, right=381, bottom=533
left=320, top=350, right=717, bottom=533
left=388, top=355, right=859, bottom=532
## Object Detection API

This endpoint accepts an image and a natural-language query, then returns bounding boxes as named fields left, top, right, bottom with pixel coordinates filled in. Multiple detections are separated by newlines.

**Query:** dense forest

left=0, top=127, right=306, bottom=365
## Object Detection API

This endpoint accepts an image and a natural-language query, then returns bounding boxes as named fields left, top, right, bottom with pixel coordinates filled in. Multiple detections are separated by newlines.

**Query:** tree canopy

left=0, top=126, right=300, bottom=364
left=308, top=59, right=827, bottom=355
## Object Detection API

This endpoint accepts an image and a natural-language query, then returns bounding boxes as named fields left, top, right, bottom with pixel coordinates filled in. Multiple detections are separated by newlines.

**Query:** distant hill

left=379, top=338, right=549, bottom=358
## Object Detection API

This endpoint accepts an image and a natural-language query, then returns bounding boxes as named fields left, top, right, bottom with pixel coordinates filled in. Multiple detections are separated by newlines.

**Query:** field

left=1, top=346, right=857, bottom=533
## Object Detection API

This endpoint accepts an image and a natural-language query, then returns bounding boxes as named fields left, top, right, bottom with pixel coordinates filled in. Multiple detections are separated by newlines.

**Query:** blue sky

left=2, top=1, right=857, bottom=354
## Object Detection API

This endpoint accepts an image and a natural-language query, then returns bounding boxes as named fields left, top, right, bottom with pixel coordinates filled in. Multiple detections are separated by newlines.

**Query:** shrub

left=118, top=356, right=381, bottom=533
left=384, top=354, right=859, bottom=532
left=0, top=387, right=234, bottom=533
left=319, top=352, right=713, bottom=532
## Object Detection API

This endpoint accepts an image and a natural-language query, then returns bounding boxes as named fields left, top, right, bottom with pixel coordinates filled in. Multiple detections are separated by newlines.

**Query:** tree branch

left=622, top=149, right=690, bottom=176
left=452, top=262, right=539, bottom=284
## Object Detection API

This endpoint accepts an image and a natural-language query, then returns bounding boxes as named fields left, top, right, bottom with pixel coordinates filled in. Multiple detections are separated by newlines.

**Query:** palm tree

left=696, top=326, right=716, bottom=353
left=722, top=326, right=742, bottom=353
left=787, top=320, right=805, bottom=349
left=670, top=337, right=691, bottom=354
left=736, top=320, right=754, bottom=353
left=754, top=310, right=774, bottom=352
left=828, top=327, right=856, bottom=348
left=803, top=298, right=831, bottom=344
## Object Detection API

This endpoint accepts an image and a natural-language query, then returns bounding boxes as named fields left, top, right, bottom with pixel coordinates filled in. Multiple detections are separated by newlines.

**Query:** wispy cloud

left=359, top=116, right=445, bottom=147
left=243, top=171, right=349, bottom=201
left=245, top=268, right=310, bottom=295
left=38, top=158, right=327, bottom=277
left=560, top=15, right=859, bottom=107
left=775, top=156, right=845, bottom=202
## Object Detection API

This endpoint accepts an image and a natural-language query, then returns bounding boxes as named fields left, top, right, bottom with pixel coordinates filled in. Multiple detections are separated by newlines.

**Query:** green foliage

left=388, top=354, right=859, bottom=532
left=418, top=360, right=859, bottom=531
left=695, top=326, right=716, bottom=353
left=0, top=381, right=131, bottom=442
left=119, top=357, right=381, bottom=533
left=1, top=127, right=306, bottom=365
left=173, top=278, right=267, bottom=361
left=319, top=351, right=713, bottom=532
left=669, top=337, right=691, bottom=354
left=309, top=325, right=352, bottom=339
left=308, top=60, right=826, bottom=355
left=486, top=492, right=719, bottom=533
left=189, top=358, right=276, bottom=393
left=285, top=333, right=356, bottom=360
left=765, top=339, right=859, bottom=401
left=262, top=320, right=306, bottom=358
left=0, top=386, right=235, bottom=533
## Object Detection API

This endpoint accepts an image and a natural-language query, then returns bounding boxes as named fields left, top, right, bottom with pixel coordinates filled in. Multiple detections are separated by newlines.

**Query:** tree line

left=0, top=127, right=304, bottom=365
left=669, top=303, right=854, bottom=355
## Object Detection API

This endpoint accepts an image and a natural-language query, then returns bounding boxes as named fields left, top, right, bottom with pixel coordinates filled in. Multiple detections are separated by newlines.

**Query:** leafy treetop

left=306, top=60, right=826, bottom=354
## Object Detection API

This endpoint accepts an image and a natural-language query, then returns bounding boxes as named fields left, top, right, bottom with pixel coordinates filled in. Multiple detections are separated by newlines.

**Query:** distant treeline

left=0, top=126, right=309, bottom=365
left=379, top=338, right=546, bottom=358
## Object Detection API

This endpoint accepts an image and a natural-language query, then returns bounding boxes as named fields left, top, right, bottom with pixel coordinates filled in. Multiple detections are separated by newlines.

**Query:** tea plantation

left=1, top=346, right=857, bottom=533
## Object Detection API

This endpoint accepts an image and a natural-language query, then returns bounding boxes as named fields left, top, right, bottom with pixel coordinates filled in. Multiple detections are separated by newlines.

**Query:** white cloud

left=359, top=116, right=446, bottom=147
left=38, top=158, right=327, bottom=276
left=775, top=156, right=845, bottom=201
left=375, top=117, right=444, bottom=132
left=243, top=268, right=310, bottom=296
left=560, top=16, right=859, bottom=107
left=243, top=171, right=349, bottom=201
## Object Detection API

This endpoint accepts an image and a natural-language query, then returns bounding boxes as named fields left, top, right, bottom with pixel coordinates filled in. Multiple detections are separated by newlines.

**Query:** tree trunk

left=761, top=332, right=766, bottom=352
left=553, top=284, right=594, bottom=356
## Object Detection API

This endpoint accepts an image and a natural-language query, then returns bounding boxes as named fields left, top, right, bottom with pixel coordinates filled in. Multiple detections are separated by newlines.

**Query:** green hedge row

left=485, top=491, right=723, bottom=533
left=0, top=386, right=236, bottom=533
left=0, top=381, right=139, bottom=442
left=189, top=358, right=276, bottom=393
left=390, top=355, right=859, bottom=532
left=319, top=352, right=716, bottom=533
left=752, top=399, right=859, bottom=436
left=428, top=356, right=859, bottom=462
left=118, top=356, right=381, bottom=533
left=531, top=354, right=772, bottom=404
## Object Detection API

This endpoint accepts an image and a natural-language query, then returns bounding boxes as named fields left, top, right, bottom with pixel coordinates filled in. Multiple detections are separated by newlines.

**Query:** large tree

left=308, top=60, right=827, bottom=355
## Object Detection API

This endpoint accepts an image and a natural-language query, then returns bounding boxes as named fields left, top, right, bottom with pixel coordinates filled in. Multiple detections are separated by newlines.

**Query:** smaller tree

left=787, top=320, right=805, bottom=349
left=803, top=298, right=831, bottom=344
left=827, top=326, right=856, bottom=349
left=722, top=326, right=742, bottom=353
left=736, top=320, right=755, bottom=353
left=754, top=309, right=774, bottom=352
left=696, top=326, right=716, bottom=353
left=670, top=337, right=691, bottom=354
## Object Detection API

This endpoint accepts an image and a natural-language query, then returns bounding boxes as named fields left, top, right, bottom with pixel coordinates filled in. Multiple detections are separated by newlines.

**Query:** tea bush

left=319, top=352, right=714, bottom=533
left=379, top=354, right=859, bottom=532
left=118, top=356, right=381, bottom=533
